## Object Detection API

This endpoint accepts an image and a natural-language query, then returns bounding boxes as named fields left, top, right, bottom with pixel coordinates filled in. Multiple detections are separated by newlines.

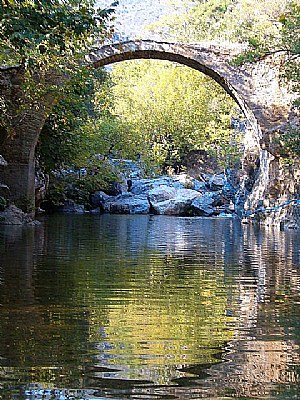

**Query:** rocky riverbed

left=62, top=172, right=237, bottom=217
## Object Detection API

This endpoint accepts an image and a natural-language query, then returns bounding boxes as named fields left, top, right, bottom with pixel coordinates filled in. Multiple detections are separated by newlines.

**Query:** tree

left=147, top=0, right=291, bottom=44
left=232, top=2, right=300, bottom=157
left=0, top=0, right=117, bottom=69
left=0, top=0, right=118, bottom=210
left=0, top=0, right=118, bottom=143
left=109, top=60, right=242, bottom=172
left=146, top=0, right=299, bottom=161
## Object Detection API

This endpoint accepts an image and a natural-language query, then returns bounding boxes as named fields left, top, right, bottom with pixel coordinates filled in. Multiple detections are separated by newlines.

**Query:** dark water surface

left=0, top=214, right=300, bottom=399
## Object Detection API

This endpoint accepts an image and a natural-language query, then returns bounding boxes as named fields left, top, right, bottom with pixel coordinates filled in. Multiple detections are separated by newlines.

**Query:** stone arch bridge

left=0, top=40, right=298, bottom=215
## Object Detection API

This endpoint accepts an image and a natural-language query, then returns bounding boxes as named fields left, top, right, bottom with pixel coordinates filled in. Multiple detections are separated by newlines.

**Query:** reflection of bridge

left=0, top=40, right=298, bottom=214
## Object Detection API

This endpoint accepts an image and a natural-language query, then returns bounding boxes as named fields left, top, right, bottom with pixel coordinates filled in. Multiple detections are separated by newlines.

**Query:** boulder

left=190, top=192, right=217, bottom=216
left=130, top=176, right=185, bottom=195
left=61, top=199, right=85, bottom=214
left=148, top=185, right=176, bottom=204
left=90, top=190, right=112, bottom=208
left=208, top=174, right=225, bottom=190
left=106, top=180, right=128, bottom=196
left=151, top=188, right=200, bottom=215
left=192, top=179, right=207, bottom=192
left=0, top=205, right=34, bottom=225
left=103, top=193, right=150, bottom=214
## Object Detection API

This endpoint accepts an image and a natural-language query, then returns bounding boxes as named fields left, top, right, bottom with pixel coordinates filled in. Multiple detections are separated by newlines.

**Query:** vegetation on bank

left=148, top=0, right=299, bottom=159
left=0, top=0, right=299, bottom=208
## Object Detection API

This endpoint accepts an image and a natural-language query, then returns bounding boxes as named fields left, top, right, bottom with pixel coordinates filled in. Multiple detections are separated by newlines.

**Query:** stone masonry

left=1, top=40, right=299, bottom=220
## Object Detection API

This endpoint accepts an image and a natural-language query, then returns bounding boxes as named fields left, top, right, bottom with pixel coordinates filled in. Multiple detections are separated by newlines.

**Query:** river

left=0, top=214, right=299, bottom=399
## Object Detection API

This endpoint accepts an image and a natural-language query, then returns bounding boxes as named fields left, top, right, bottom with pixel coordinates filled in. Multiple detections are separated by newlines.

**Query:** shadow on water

left=0, top=214, right=300, bottom=399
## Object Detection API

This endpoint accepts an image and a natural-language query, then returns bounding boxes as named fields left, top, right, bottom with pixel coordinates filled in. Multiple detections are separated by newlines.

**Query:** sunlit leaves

left=0, top=0, right=117, bottom=70
left=108, top=59, right=241, bottom=171
left=147, top=0, right=291, bottom=44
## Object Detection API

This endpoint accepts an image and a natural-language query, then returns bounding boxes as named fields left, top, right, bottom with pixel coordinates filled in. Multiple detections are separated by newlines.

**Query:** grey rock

left=107, top=180, right=128, bottom=196
left=148, top=185, right=176, bottom=204
left=89, top=207, right=102, bottom=214
left=104, top=193, right=150, bottom=214
left=27, top=220, right=42, bottom=226
left=209, top=174, right=225, bottom=190
left=62, top=199, right=85, bottom=214
left=151, top=188, right=200, bottom=215
left=0, top=155, right=7, bottom=166
left=0, top=205, right=33, bottom=225
left=190, top=192, right=216, bottom=216
left=192, top=179, right=207, bottom=192
left=90, top=190, right=112, bottom=208
left=130, top=176, right=188, bottom=195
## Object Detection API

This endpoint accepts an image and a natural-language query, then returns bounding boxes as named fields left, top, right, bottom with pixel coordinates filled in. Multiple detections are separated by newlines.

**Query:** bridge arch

left=86, top=40, right=261, bottom=140
left=0, top=39, right=297, bottom=219
left=86, top=40, right=299, bottom=225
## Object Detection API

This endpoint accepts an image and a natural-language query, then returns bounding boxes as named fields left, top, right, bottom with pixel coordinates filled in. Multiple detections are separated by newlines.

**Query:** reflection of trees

left=88, top=258, right=232, bottom=385
left=0, top=215, right=300, bottom=398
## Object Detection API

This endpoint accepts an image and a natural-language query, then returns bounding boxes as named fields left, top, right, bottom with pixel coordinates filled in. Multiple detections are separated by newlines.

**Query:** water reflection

left=0, top=214, right=299, bottom=399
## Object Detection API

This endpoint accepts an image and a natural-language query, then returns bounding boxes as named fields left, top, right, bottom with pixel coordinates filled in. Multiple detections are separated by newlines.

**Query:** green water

left=0, top=214, right=299, bottom=399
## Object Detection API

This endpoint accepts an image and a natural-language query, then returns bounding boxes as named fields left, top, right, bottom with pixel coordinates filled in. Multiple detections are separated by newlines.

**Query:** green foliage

left=38, top=67, right=111, bottom=172
left=0, top=0, right=118, bottom=145
left=231, top=2, right=300, bottom=157
left=0, top=0, right=117, bottom=70
left=38, top=66, right=130, bottom=206
left=147, top=0, right=290, bottom=44
left=108, top=60, right=243, bottom=171
left=47, top=166, right=119, bottom=208
left=281, top=126, right=300, bottom=158
left=149, top=0, right=299, bottom=161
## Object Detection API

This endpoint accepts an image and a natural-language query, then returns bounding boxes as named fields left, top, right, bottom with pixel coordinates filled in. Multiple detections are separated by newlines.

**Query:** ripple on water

left=0, top=214, right=299, bottom=399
